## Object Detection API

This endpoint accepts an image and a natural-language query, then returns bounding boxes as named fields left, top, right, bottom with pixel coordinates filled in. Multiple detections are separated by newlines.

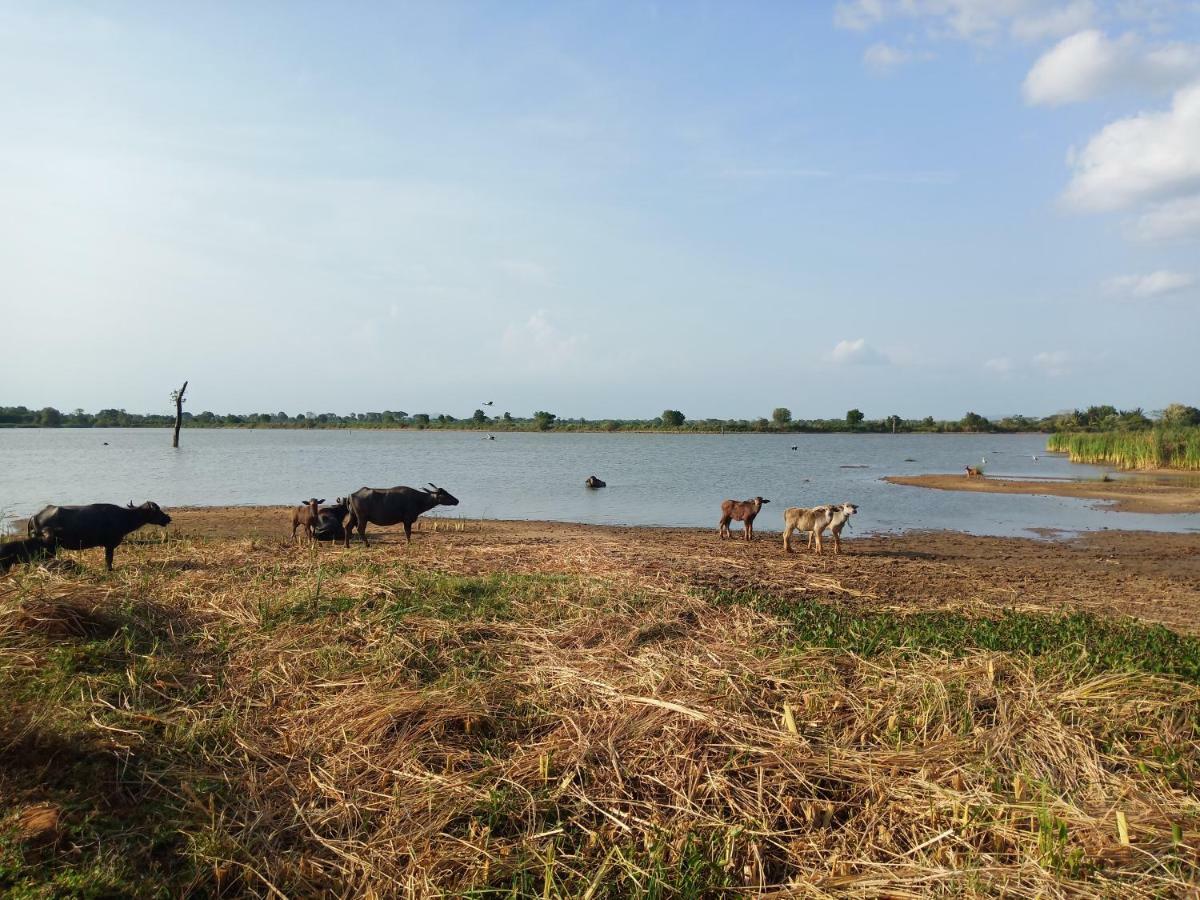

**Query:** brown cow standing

left=719, top=496, right=770, bottom=541
left=292, top=498, right=324, bottom=544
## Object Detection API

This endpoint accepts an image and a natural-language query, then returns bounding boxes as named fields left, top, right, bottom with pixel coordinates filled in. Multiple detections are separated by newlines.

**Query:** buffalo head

left=423, top=483, right=460, bottom=507
left=137, top=501, right=172, bottom=527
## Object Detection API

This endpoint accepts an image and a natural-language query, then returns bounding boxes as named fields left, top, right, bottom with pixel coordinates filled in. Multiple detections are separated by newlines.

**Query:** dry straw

left=2, top=529, right=1198, bottom=897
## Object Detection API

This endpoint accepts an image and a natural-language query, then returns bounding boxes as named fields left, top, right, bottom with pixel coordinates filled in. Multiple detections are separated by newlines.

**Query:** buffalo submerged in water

left=343, top=484, right=459, bottom=546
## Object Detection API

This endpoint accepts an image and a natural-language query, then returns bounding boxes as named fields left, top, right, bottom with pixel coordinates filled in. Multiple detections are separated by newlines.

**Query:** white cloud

left=500, top=310, right=581, bottom=372
left=863, top=42, right=917, bottom=70
left=1115, top=1, right=1196, bottom=30
left=985, top=357, right=1014, bottom=373
left=1011, top=1, right=1095, bottom=41
left=834, top=0, right=888, bottom=31
left=1133, top=193, right=1200, bottom=238
left=830, top=338, right=888, bottom=365
left=1032, top=349, right=1073, bottom=376
left=1023, top=30, right=1200, bottom=106
left=834, top=1, right=1095, bottom=42
left=1062, top=81, right=1200, bottom=213
left=1104, top=269, right=1195, bottom=297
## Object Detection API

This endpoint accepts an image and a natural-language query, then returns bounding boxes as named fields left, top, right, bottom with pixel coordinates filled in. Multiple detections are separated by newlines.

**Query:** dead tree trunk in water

left=170, top=380, right=188, bottom=448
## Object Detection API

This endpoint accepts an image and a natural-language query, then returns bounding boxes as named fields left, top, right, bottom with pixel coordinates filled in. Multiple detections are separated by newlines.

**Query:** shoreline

left=1, top=423, right=1057, bottom=435
left=15, top=506, right=1198, bottom=634
left=884, top=472, right=1200, bottom=514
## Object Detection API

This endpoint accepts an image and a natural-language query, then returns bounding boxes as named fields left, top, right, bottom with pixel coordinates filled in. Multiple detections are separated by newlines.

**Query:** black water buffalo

left=0, top=536, right=56, bottom=573
left=343, top=484, right=459, bottom=546
left=585, top=475, right=606, bottom=489
left=312, top=498, right=349, bottom=543
left=28, top=501, right=171, bottom=570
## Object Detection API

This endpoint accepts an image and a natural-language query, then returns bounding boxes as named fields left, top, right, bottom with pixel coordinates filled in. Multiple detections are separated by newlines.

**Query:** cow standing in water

left=343, top=484, right=460, bottom=546
left=28, top=501, right=171, bottom=570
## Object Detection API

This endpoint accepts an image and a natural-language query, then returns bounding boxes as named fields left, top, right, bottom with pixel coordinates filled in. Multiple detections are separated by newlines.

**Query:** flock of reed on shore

left=1047, top=427, right=1200, bottom=471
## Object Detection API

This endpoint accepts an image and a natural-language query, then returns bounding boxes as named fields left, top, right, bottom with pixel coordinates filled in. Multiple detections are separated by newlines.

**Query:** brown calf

left=719, top=496, right=770, bottom=541
left=292, top=498, right=325, bottom=544
left=964, top=466, right=982, bottom=478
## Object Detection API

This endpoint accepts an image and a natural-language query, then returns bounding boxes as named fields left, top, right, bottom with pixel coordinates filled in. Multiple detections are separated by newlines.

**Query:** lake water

left=2, top=429, right=1198, bottom=538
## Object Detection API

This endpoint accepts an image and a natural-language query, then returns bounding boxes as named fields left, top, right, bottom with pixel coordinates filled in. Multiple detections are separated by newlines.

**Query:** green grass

left=261, top=568, right=582, bottom=626
left=716, top=590, right=1200, bottom=684
left=1047, top=427, right=1200, bottom=470
left=4, top=557, right=1200, bottom=897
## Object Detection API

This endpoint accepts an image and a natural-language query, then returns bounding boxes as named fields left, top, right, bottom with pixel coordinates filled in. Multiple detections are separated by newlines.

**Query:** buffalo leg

left=104, top=546, right=115, bottom=571
left=718, top=516, right=730, bottom=538
left=403, top=521, right=412, bottom=543
left=783, top=524, right=794, bottom=552
left=344, top=512, right=367, bottom=547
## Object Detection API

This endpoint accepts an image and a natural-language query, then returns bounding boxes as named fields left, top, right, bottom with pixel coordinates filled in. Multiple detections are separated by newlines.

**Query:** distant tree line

left=3, top=403, right=1194, bottom=433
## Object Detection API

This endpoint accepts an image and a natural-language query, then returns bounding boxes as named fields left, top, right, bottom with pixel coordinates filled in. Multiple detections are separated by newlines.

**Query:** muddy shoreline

left=140, top=506, right=1200, bottom=634
left=884, top=472, right=1200, bottom=514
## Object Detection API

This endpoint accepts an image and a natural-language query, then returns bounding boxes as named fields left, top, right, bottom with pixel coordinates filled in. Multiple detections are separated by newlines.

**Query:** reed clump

left=2, top=537, right=1199, bottom=897
left=1047, top=427, right=1200, bottom=470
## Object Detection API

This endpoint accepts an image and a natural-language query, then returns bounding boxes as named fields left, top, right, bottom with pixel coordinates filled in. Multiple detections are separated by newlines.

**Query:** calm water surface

left=2, top=429, right=1198, bottom=537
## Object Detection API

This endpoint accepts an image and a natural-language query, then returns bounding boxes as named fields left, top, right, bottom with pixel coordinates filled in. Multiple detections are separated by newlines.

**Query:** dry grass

left=1, top=531, right=1199, bottom=897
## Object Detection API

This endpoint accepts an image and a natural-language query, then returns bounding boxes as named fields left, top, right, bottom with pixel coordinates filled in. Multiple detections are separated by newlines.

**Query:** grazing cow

left=719, top=496, right=770, bottom=541
left=312, top=498, right=349, bottom=543
left=585, top=475, right=606, bottom=489
left=964, top=466, right=982, bottom=478
left=28, top=501, right=171, bottom=571
left=808, top=503, right=859, bottom=555
left=344, top=483, right=460, bottom=546
left=782, top=505, right=835, bottom=554
left=0, top=536, right=56, bottom=573
left=291, top=498, right=325, bottom=544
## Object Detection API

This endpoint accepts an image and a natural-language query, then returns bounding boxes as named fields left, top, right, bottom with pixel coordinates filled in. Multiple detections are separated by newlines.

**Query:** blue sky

left=2, top=1, right=1198, bottom=420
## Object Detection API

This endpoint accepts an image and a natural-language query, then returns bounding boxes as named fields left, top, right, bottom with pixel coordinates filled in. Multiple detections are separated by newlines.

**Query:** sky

left=2, top=1, right=1199, bottom=421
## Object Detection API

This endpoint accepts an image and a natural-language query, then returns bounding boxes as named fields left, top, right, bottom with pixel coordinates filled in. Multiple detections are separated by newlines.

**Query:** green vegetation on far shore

left=1048, top=426, right=1200, bottom=471
left=2, top=402, right=1193, bottom=435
